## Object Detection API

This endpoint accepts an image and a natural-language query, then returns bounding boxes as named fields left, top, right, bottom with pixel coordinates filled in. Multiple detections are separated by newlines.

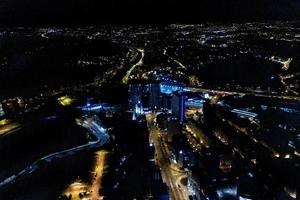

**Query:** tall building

left=129, top=84, right=152, bottom=108
left=129, top=81, right=185, bottom=115
left=135, top=101, right=143, bottom=114
left=128, top=84, right=143, bottom=111
left=148, top=83, right=161, bottom=109
left=171, top=92, right=185, bottom=123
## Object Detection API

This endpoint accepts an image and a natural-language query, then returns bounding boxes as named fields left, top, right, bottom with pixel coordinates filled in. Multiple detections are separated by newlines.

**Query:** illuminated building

left=187, top=148, right=257, bottom=200
left=149, top=83, right=161, bottom=109
left=172, top=134, right=195, bottom=169
left=128, top=84, right=145, bottom=111
left=129, top=81, right=185, bottom=112
left=159, top=82, right=184, bottom=95
left=132, top=101, right=144, bottom=120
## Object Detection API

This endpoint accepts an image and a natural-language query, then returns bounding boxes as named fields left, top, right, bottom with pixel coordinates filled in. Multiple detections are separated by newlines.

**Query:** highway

left=89, top=150, right=108, bottom=200
left=185, top=86, right=300, bottom=101
left=122, top=48, right=144, bottom=84
left=163, top=48, right=187, bottom=70
left=0, top=119, right=22, bottom=137
left=146, top=114, right=189, bottom=200
left=162, top=45, right=299, bottom=100
left=0, top=115, right=109, bottom=189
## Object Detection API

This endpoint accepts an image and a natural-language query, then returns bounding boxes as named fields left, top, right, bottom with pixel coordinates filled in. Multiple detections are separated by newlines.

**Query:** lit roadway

left=89, top=150, right=108, bottom=200
left=185, top=122, right=210, bottom=148
left=0, top=119, right=22, bottom=137
left=146, top=114, right=189, bottom=200
left=163, top=48, right=187, bottom=70
left=0, top=115, right=109, bottom=189
left=163, top=44, right=298, bottom=99
left=184, top=87, right=300, bottom=101
left=122, top=48, right=144, bottom=84
left=221, top=115, right=288, bottom=159
left=121, top=46, right=298, bottom=101
left=63, top=150, right=109, bottom=200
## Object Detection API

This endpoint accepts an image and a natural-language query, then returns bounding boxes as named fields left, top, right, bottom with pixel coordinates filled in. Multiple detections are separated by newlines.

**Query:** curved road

left=122, top=48, right=144, bottom=84
left=0, top=115, right=110, bottom=189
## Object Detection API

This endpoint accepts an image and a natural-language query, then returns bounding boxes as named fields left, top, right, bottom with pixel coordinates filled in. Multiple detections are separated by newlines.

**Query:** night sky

left=1, top=0, right=300, bottom=25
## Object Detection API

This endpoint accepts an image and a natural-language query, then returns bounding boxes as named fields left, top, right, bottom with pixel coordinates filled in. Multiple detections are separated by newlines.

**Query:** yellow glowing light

left=294, top=151, right=300, bottom=156
left=0, top=119, right=21, bottom=136
left=251, top=159, right=257, bottom=164
left=273, top=153, right=280, bottom=158
left=62, top=150, right=108, bottom=200
left=284, top=154, right=291, bottom=159
left=0, top=119, right=10, bottom=126
left=58, top=96, right=74, bottom=106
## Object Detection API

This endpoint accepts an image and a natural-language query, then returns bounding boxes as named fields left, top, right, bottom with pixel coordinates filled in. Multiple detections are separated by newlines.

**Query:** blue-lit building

left=128, top=81, right=185, bottom=113
left=171, top=92, right=185, bottom=123
left=159, top=82, right=184, bottom=95
left=149, top=83, right=161, bottom=109
left=129, top=84, right=149, bottom=111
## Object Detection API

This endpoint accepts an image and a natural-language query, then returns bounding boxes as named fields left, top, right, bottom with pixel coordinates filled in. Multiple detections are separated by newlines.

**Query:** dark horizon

left=1, top=0, right=300, bottom=26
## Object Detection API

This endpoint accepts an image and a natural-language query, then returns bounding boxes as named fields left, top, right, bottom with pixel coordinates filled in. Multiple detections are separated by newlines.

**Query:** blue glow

left=247, top=172, right=254, bottom=178
left=279, top=107, right=298, bottom=113
left=231, top=109, right=258, bottom=118
left=216, top=186, right=237, bottom=199
left=186, top=98, right=204, bottom=107
left=43, top=115, right=59, bottom=120
left=160, top=83, right=184, bottom=94
left=81, top=104, right=103, bottom=111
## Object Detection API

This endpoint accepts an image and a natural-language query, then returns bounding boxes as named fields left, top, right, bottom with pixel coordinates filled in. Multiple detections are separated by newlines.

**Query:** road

left=63, top=150, right=108, bottom=200
left=0, top=119, right=22, bottom=137
left=0, top=115, right=109, bottom=189
left=89, top=150, right=108, bottom=200
left=185, top=86, right=300, bottom=101
left=163, top=48, right=187, bottom=70
left=146, top=114, right=189, bottom=200
left=185, top=122, right=210, bottom=148
left=122, top=48, right=144, bottom=84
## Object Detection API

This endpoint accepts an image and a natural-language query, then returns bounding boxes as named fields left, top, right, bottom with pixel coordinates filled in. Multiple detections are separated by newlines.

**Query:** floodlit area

left=62, top=150, right=109, bottom=200
left=0, top=119, right=21, bottom=136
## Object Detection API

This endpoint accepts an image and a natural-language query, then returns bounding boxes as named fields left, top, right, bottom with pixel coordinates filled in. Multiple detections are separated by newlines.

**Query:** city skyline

left=0, top=1, right=300, bottom=199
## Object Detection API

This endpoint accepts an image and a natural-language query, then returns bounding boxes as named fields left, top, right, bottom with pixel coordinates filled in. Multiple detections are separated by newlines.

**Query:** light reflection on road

left=62, top=150, right=109, bottom=200
left=0, top=119, right=21, bottom=136
left=146, top=114, right=189, bottom=200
